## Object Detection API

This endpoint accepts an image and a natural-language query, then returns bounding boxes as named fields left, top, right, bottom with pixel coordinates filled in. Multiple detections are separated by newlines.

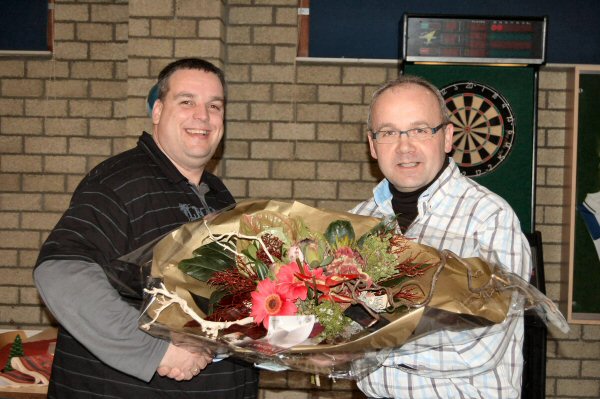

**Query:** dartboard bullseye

left=440, top=81, right=516, bottom=177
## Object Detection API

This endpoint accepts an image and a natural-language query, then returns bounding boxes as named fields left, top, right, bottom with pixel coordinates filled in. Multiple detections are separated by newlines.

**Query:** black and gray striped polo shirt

left=36, top=132, right=258, bottom=398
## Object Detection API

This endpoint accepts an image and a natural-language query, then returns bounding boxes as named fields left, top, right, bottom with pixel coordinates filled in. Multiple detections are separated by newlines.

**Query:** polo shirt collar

left=138, top=131, right=190, bottom=185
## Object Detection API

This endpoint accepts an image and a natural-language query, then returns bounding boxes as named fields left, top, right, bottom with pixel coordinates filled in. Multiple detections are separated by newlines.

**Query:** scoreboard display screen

left=403, top=14, right=547, bottom=64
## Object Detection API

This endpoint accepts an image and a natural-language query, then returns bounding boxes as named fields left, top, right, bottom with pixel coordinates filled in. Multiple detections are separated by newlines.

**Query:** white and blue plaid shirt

left=351, top=159, right=532, bottom=399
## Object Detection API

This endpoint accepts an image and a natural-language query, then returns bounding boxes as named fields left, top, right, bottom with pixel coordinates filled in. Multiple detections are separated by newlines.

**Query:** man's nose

left=193, top=105, right=209, bottom=120
left=396, top=134, right=414, bottom=153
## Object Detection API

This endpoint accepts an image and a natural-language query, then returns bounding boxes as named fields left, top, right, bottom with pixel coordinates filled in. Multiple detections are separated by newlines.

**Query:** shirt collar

left=138, top=131, right=190, bottom=185
left=423, top=158, right=458, bottom=196
left=373, top=158, right=459, bottom=215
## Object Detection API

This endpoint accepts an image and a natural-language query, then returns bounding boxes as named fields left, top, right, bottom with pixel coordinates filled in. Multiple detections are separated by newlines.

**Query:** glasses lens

left=374, top=131, right=397, bottom=144
left=408, top=127, right=434, bottom=140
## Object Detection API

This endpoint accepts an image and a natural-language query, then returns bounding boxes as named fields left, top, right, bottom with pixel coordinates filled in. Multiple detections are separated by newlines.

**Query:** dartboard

left=440, top=81, right=516, bottom=177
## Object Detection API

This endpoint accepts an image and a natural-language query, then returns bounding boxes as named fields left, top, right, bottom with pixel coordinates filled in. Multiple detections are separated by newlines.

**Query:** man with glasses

left=351, top=75, right=532, bottom=398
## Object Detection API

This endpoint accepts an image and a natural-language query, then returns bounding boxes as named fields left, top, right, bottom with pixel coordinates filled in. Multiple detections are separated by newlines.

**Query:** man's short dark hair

left=156, top=58, right=226, bottom=100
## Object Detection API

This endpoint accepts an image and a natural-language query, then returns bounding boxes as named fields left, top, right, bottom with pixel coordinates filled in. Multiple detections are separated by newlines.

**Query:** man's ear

left=152, top=99, right=163, bottom=125
left=443, top=123, right=454, bottom=154
left=368, top=134, right=379, bottom=159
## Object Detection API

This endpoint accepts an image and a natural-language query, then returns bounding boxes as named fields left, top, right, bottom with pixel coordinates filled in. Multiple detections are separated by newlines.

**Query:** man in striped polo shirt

left=34, top=58, right=258, bottom=398
left=352, top=75, right=532, bottom=399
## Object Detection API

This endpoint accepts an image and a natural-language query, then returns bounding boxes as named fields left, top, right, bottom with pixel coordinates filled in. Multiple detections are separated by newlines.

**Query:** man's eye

left=381, top=131, right=396, bottom=137
left=180, top=100, right=193, bottom=106
left=210, top=104, right=223, bottom=111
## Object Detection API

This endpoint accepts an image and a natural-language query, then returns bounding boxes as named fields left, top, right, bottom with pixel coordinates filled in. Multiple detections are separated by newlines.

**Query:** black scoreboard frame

left=402, top=14, right=547, bottom=65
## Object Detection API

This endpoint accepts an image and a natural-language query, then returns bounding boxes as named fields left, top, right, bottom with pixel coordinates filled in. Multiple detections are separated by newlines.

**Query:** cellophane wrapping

left=134, top=200, right=568, bottom=380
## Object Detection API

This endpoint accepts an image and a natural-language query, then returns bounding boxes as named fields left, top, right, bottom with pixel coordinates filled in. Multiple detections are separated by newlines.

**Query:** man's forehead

left=386, top=83, right=433, bottom=98
left=165, top=71, right=224, bottom=98
left=375, top=86, right=432, bottom=109
left=372, top=85, right=442, bottom=124
left=168, top=69, right=222, bottom=87
left=172, top=90, right=222, bottom=98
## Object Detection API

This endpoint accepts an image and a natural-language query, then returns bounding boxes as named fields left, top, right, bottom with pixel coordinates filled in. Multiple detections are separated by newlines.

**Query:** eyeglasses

left=370, top=123, right=448, bottom=144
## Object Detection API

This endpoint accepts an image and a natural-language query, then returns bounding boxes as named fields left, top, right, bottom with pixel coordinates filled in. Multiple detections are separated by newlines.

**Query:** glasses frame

left=370, top=122, right=448, bottom=143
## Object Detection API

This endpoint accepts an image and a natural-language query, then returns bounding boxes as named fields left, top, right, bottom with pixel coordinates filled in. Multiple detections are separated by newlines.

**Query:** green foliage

left=178, top=240, right=236, bottom=281
left=297, top=237, right=331, bottom=269
left=240, top=242, right=271, bottom=280
left=314, top=301, right=351, bottom=342
left=255, top=261, right=270, bottom=281
left=324, top=220, right=355, bottom=250
left=207, top=289, right=230, bottom=315
left=359, top=233, right=398, bottom=282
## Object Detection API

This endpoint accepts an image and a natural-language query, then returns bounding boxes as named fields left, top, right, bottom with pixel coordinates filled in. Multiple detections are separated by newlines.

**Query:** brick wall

left=537, top=69, right=600, bottom=398
left=0, top=0, right=599, bottom=397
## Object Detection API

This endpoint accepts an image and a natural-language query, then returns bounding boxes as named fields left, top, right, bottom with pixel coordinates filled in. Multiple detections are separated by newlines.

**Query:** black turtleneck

left=390, top=157, right=450, bottom=232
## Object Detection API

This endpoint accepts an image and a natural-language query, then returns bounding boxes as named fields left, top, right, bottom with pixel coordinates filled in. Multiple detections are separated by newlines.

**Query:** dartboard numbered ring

left=440, top=81, right=516, bottom=177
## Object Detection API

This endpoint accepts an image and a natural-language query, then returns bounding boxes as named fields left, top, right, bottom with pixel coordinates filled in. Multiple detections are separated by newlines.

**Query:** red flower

left=293, top=265, right=330, bottom=296
left=277, top=261, right=327, bottom=300
left=251, top=278, right=297, bottom=329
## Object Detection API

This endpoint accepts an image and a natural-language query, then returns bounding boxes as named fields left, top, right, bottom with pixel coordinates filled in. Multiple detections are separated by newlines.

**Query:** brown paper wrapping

left=142, top=199, right=511, bottom=372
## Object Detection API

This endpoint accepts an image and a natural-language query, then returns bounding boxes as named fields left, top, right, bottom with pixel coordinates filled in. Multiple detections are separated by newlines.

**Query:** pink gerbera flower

left=251, top=278, right=297, bottom=329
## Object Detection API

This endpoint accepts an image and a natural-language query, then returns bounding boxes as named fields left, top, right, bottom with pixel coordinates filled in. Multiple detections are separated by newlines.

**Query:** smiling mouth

left=185, top=128, right=209, bottom=136
left=398, top=162, right=418, bottom=167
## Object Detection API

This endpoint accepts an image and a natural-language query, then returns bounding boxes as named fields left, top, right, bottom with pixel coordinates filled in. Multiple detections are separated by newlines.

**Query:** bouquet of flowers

left=137, top=200, right=568, bottom=379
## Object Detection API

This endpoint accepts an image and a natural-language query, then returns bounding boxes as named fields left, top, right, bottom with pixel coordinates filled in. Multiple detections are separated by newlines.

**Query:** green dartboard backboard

left=403, top=64, right=536, bottom=233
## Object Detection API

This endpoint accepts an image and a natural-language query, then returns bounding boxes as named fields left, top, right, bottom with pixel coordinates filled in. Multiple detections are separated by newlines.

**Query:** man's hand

left=157, top=343, right=213, bottom=381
